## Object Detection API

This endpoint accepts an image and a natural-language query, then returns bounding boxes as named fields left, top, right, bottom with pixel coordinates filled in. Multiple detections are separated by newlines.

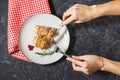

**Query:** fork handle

left=61, top=51, right=71, bottom=57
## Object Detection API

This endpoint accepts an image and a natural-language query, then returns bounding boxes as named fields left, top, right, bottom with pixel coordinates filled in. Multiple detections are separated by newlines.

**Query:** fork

left=54, top=26, right=67, bottom=42
left=57, top=26, right=63, bottom=33
left=53, top=44, right=70, bottom=57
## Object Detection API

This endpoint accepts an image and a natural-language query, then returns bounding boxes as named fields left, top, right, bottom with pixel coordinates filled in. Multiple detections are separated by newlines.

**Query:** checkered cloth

left=8, top=0, right=51, bottom=61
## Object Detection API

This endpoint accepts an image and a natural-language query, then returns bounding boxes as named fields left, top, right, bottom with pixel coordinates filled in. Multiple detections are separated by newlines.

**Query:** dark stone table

left=0, top=0, right=120, bottom=80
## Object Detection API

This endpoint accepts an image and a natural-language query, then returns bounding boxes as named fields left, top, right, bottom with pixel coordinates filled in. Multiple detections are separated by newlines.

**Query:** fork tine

left=53, top=45, right=58, bottom=52
left=57, top=26, right=63, bottom=33
left=55, top=47, right=59, bottom=52
left=53, top=44, right=71, bottom=57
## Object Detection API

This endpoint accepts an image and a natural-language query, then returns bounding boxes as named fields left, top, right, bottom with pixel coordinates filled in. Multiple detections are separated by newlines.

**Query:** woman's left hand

left=67, top=55, right=103, bottom=75
left=60, top=4, right=97, bottom=26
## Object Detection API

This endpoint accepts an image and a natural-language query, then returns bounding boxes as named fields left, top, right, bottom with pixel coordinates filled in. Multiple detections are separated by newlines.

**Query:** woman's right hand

left=60, top=4, right=99, bottom=26
left=66, top=55, right=103, bottom=75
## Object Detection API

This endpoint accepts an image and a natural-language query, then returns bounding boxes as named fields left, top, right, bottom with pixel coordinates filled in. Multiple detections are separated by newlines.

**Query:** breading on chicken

left=32, top=25, right=57, bottom=50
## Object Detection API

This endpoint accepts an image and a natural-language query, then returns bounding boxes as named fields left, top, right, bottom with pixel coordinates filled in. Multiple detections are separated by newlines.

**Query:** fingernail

left=91, top=5, right=96, bottom=8
left=72, top=55, right=76, bottom=58
left=66, top=58, right=69, bottom=60
left=72, top=55, right=75, bottom=57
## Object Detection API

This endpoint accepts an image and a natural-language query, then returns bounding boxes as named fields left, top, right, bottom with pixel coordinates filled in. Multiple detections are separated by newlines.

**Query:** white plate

left=18, top=14, right=70, bottom=65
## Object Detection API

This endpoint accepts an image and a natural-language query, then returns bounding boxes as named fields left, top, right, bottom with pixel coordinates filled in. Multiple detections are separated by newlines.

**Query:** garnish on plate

left=35, top=50, right=54, bottom=56
left=28, top=45, right=34, bottom=50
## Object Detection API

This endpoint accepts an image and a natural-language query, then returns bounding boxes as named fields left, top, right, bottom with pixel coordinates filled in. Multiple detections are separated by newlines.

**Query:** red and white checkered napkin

left=8, top=0, right=51, bottom=61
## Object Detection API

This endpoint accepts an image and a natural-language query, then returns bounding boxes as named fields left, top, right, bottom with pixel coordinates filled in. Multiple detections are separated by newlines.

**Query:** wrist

left=99, top=56, right=104, bottom=70
left=99, top=57, right=120, bottom=76
left=90, top=4, right=109, bottom=18
left=89, top=5, right=102, bottom=19
left=100, top=57, right=113, bottom=71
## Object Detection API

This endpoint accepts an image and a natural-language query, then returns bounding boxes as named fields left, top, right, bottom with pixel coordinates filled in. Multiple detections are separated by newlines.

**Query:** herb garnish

left=35, top=50, right=54, bottom=56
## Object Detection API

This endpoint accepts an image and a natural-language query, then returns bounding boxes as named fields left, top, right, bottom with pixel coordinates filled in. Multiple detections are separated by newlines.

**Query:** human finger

left=74, top=20, right=83, bottom=23
left=74, top=55, right=88, bottom=60
left=66, top=6, right=74, bottom=12
left=61, top=15, right=76, bottom=26
left=72, top=55, right=85, bottom=60
left=62, top=11, right=72, bottom=21
left=72, top=63, right=89, bottom=74
left=66, top=4, right=84, bottom=12
left=67, top=57, right=88, bottom=68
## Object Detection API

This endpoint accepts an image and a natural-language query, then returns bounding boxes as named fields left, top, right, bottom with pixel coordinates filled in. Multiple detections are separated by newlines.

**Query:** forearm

left=91, top=0, right=120, bottom=18
left=101, top=57, right=120, bottom=76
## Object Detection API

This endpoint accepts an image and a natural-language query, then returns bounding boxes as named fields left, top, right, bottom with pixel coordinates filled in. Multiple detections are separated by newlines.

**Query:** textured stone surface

left=0, top=0, right=120, bottom=80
